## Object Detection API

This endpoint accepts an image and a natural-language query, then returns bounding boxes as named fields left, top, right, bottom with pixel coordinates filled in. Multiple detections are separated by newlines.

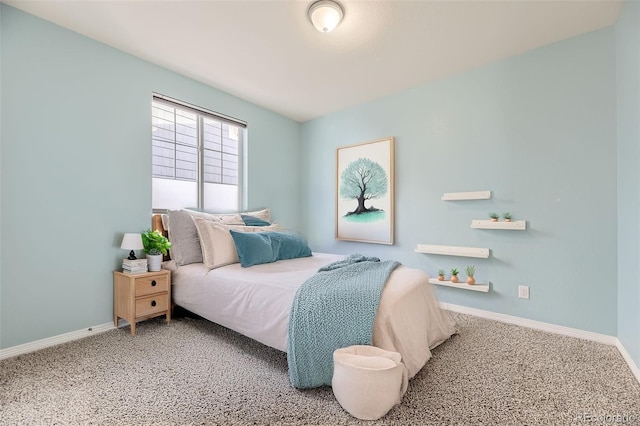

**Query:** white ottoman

left=332, top=345, right=408, bottom=420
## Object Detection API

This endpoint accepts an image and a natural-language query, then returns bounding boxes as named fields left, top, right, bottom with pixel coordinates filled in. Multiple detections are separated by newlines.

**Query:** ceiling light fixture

left=308, top=0, right=344, bottom=33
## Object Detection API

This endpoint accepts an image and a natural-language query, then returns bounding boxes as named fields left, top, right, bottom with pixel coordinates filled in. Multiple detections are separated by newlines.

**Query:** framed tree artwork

left=335, top=137, right=395, bottom=245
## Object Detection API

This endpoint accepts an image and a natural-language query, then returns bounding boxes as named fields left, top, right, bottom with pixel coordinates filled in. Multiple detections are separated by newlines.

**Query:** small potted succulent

left=142, top=229, right=171, bottom=272
left=503, top=212, right=512, bottom=222
left=450, top=268, right=459, bottom=283
left=490, top=212, right=500, bottom=222
left=465, top=265, right=476, bottom=285
left=437, top=269, right=445, bottom=281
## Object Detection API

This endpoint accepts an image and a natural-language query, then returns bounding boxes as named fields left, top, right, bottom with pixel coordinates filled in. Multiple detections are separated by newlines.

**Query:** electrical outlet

left=518, top=285, right=530, bottom=299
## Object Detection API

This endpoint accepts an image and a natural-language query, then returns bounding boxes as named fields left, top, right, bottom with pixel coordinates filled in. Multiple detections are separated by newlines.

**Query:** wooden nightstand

left=113, top=269, right=171, bottom=336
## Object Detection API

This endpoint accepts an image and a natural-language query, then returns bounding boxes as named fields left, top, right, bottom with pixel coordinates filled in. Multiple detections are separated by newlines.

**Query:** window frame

left=151, top=93, right=246, bottom=213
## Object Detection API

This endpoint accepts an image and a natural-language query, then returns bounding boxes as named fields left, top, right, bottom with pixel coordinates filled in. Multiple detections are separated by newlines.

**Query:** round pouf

left=332, top=345, right=408, bottom=420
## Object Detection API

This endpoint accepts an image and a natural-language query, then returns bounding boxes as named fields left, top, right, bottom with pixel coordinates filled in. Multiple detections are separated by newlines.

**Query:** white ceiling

left=4, top=0, right=623, bottom=122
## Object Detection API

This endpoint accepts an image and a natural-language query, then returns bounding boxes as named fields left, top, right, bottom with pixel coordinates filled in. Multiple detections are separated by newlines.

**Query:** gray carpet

left=1, top=312, right=639, bottom=425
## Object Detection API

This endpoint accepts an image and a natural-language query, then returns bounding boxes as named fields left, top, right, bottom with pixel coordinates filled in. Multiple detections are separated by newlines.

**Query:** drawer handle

left=151, top=300, right=157, bottom=307
left=151, top=280, right=157, bottom=287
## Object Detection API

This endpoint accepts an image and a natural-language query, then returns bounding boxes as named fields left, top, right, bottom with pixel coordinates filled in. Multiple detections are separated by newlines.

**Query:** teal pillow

left=241, top=214, right=271, bottom=226
left=229, top=231, right=279, bottom=267
left=230, top=230, right=312, bottom=267
left=272, top=231, right=312, bottom=260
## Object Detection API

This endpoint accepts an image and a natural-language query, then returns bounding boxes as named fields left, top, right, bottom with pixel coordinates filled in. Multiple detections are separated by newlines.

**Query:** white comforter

left=164, top=253, right=455, bottom=378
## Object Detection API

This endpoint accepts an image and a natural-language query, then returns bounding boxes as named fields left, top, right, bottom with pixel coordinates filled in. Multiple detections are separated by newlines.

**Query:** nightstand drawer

left=135, top=275, right=169, bottom=297
left=135, top=294, right=169, bottom=318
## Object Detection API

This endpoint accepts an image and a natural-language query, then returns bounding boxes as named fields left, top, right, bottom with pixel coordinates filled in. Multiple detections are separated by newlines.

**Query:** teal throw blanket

left=287, top=254, right=400, bottom=389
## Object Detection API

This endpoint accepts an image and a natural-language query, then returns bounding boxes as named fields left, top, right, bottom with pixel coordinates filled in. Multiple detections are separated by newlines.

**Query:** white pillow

left=219, top=214, right=244, bottom=225
left=243, top=208, right=271, bottom=222
left=192, top=218, right=282, bottom=270
left=184, top=208, right=271, bottom=223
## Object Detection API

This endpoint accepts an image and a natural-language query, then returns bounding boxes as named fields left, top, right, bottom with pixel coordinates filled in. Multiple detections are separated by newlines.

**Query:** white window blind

left=151, top=95, right=246, bottom=211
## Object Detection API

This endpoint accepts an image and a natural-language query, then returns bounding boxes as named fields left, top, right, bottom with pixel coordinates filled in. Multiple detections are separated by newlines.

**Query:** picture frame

left=335, top=137, right=395, bottom=245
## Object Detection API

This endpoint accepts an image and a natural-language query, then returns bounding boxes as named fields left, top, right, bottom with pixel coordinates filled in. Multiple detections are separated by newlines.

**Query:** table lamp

left=121, top=233, right=144, bottom=260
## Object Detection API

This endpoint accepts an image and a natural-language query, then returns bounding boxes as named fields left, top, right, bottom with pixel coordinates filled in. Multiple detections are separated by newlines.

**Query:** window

left=151, top=94, right=245, bottom=212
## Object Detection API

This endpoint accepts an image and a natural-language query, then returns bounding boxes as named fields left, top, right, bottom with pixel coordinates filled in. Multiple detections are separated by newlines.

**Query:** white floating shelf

left=441, top=191, right=491, bottom=201
left=428, top=278, right=490, bottom=293
left=415, top=244, right=490, bottom=259
left=471, top=220, right=527, bottom=230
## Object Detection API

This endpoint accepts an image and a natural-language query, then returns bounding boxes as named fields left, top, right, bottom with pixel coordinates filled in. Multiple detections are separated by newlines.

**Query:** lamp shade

left=309, top=0, right=343, bottom=33
left=121, top=233, right=144, bottom=250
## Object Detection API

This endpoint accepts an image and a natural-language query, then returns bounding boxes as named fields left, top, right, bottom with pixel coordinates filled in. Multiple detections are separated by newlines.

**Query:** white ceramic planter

left=147, top=254, right=163, bottom=272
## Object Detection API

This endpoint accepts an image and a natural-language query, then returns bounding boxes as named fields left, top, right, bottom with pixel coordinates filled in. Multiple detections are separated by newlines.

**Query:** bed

left=153, top=209, right=455, bottom=385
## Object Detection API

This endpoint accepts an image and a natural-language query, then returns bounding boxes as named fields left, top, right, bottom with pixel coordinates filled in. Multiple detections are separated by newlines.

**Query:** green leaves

left=141, top=229, right=172, bottom=255
left=465, top=265, right=475, bottom=277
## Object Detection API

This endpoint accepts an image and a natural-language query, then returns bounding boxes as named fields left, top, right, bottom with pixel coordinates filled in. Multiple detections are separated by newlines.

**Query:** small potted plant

left=450, top=268, right=459, bottom=283
left=490, top=212, right=499, bottom=222
left=503, top=212, right=512, bottom=222
left=465, top=265, right=476, bottom=285
left=437, top=269, right=445, bottom=281
left=142, top=229, right=171, bottom=272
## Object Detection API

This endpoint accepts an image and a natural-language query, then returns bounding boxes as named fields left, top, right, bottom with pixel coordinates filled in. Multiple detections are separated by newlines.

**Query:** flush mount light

left=308, top=0, right=344, bottom=33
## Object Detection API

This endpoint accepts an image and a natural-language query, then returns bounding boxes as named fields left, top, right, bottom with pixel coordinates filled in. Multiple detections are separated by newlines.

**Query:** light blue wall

left=616, top=0, right=640, bottom=368
left=0, top=5, right=300, bottom=349
left=2, top=3, right=636, bottom=353
left=301, top=28, right=618, bottom=335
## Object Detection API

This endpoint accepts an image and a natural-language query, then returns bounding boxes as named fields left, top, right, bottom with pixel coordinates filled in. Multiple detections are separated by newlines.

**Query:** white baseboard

left=615, top=339, right=640, bottom=384
left=441, top=302, right=640, bottom=385
left=441, top=302, right=618, bottom=344
left=3, top=305, right=639, bottom=387
left=0, top=322, right=115, bottom=360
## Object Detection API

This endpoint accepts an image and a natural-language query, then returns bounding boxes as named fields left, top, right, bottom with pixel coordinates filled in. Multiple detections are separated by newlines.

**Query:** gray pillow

left=167, top=210, right=221, bottom=266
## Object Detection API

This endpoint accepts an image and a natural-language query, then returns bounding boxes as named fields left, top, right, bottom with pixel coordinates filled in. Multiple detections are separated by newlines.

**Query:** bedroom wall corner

left=616, top=0, right=640, bottom=370
left=300, top=27, right=618, bottom=337
left=244, top=112, right=302, bottom=231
